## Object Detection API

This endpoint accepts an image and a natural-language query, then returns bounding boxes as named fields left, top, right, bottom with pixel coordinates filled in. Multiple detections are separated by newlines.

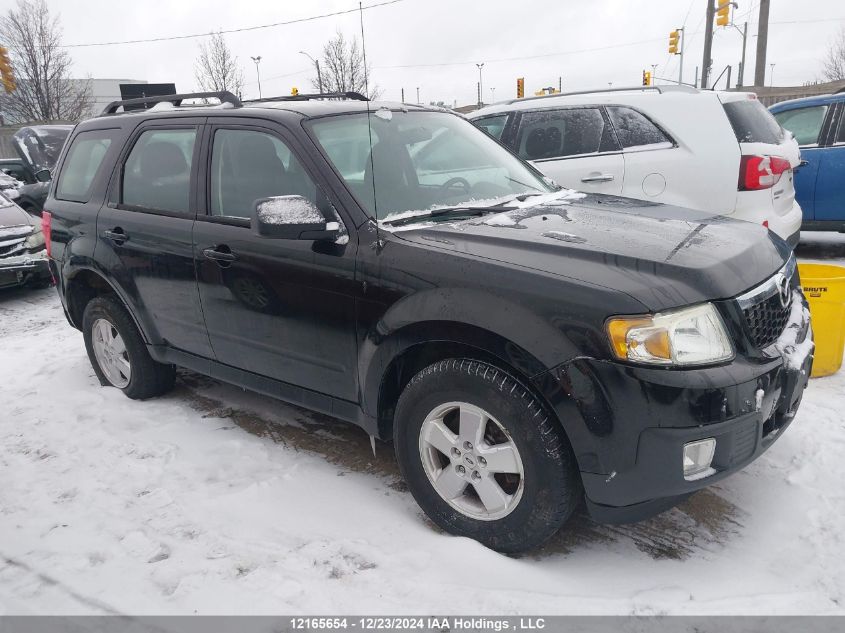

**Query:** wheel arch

left=367, top=320, right=561, bottom=442
left=64, top=267, right=149, bottom=344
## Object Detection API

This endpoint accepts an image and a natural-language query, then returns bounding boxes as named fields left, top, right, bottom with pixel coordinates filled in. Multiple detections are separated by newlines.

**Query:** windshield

left=308, top=110, right=552, bottom=221
left=13, top=126, right=72, bottom=172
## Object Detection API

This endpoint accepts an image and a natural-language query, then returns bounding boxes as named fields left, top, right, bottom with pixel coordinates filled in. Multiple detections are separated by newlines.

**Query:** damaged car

left=0, top=190, right=51, bottom=290
left=10, top=124, right=73, bottom=215
left=45, top=92, right=813, bottom=553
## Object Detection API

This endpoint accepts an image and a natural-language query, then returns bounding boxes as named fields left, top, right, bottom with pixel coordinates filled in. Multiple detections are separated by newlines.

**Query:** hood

left=0, top=197, right=36, bottom=232
left=13, top=125, right=72, bottom=173
left=392, top=194, right=789, bottom=311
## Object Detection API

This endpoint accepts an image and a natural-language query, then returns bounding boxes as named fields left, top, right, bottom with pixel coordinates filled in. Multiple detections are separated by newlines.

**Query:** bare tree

left=194, top=32, right=244, bottom=97
left=0, top=0, right=91, bottom=123
left=822, top=26, right=845, bottom=82
left=314, top=31, right=380, bottom=99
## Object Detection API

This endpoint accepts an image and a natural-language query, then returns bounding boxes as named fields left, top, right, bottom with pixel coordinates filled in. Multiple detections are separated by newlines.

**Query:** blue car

left=770, top=91, right=845, bottom=232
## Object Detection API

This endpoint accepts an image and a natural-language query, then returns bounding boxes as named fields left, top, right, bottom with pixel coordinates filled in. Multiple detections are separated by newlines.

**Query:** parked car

left=0, top=190, right=51, bottom=290
left=45, top=91, right=812, bottom=553
left=770, top=90, right=845, bottom=233
left=9, top=124, right=73, bottom=215
left=469, top=86, right=804, bottom=247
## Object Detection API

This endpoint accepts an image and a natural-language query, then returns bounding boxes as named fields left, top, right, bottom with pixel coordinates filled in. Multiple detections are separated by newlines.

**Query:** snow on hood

left=378, top=188, right=586, bottom=232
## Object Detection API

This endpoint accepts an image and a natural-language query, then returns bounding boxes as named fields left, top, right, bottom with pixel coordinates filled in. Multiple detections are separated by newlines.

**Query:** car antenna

left=359, top=1, right=384, bottom=251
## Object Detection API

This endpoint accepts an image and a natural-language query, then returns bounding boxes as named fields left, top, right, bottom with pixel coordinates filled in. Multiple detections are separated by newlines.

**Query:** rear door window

left=472, top=114, right=509, bottom=141
left=56, top=130, right=116, bottom=202
left=121, top=128, right=197, bottom=213
left=606, top=106, right=672, bottom=149
left=516, top=108, right=616, bottom=160
left=772, top=105, right=829, bottom=146
left=722, top=99, right=784, bottom=144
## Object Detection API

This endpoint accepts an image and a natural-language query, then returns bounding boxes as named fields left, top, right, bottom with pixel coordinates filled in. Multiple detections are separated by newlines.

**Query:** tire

left=394, top=358, right=581, bottom=553
left=82, top=296, right=176, bottom=400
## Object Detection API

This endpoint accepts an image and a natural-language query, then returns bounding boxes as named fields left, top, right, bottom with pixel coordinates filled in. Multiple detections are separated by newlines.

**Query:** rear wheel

left=82, top=296, right=175, bottom=399
left=394, top=358, right=580, bottom=553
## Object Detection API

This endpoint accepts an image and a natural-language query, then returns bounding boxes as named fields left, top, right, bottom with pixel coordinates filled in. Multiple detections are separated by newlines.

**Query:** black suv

left=45, top=91, right=813, bottom=553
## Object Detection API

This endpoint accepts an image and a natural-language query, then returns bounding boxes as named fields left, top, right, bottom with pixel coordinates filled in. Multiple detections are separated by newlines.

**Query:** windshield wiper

left=382, top=205, right=515, bottom=227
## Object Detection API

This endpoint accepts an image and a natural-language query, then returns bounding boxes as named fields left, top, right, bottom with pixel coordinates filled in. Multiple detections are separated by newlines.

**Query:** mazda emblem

left=777, top=274, right=792, bottom=308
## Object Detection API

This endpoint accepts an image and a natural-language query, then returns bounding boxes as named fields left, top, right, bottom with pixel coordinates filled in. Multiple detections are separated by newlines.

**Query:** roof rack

left=243, top=91, right=368, bottom=103
left=502, top=84, right=698, bottom=106
left=101, top=91, right=242, bottom=115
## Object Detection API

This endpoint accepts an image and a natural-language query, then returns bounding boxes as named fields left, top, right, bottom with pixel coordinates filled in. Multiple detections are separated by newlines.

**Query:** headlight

left=606, top=303, right=734, bottom=366
left=24, top=229, right=45, bottom=250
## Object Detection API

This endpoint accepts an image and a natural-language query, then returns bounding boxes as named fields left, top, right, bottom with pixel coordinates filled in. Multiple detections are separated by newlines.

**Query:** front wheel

left=394, top=359, right=581, bottom=553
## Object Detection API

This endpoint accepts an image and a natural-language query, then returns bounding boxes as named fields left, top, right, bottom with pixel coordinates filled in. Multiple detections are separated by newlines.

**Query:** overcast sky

left=4, top=0, right=843, bottom=105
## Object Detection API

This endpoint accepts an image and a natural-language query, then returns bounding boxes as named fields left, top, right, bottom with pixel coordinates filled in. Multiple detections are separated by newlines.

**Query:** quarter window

left=209, top=129, right=318, bottom=219
left=516, top=108, right=615, bottom=160
left=56, top=130, right=115, bottom=201
left=122, top=128, right=196, bottom=213
left=607, top=106, right=672, bottom=149
left=473, top=114, right=509, bottom=141
left=773, top=105, right=829, bottom=146
left=835, top=109, right=845, bottom=144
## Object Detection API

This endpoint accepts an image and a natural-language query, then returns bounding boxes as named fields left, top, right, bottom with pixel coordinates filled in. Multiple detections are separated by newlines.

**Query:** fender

left=62, top=261, right=155, bottom=345
left=359, top=287, right=587, bottom=420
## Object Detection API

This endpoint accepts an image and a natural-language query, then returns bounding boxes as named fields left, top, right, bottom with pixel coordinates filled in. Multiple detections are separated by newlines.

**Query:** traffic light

left=516, top=77, right=524, bottom=99
left=668, top=30, right=680, bottom=55
left=716, top=0, right=731, bottom=27
left=291, top=86, right=299, bottom=96
left=0, top=46, right=15, bottom=94
left=642, top=70, right=652, bottom=86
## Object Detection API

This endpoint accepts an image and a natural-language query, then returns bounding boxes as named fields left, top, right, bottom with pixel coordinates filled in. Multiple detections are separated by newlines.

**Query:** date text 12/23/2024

left=290, top=617, right=547, bottom=631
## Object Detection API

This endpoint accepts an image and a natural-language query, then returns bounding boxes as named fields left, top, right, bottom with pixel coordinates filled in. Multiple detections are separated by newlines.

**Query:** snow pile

left=373, top=108, right=393, bottom=121
left=256, top=196, right=322, bottom=225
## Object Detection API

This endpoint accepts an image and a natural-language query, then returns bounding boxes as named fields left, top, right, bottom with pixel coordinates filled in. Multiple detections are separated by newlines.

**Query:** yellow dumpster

left=798, top=263, right=845, bottom=378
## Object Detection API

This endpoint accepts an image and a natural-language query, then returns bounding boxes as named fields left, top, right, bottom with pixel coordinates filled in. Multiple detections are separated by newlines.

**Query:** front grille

left=0, top=236, right=26, bottom=258
left=743, top=292, right=792, bottom=348
left=736, top=257, right=796, bottom=350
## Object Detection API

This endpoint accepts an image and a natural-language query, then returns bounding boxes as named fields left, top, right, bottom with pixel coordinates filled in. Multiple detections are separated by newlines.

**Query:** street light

left=490, top=87, right=496, bottom=102
left=250, top=56, right=263, bottom=99
left=476, top=62, right=485, bottom=107
left=299, top=51, right=323, bottom=94
left=769, top=63, right=776, bottom=87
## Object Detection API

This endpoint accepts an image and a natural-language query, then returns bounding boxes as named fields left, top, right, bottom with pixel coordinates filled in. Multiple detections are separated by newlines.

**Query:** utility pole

left=651, top=64, right=658, bottom=84
left=770, top=63, right=776, bottom=87
left=476, top=63, right=485, bottom=108
left=490, top=87, right=496, bottom=101
left=754, top=0, right=770, bottom=86
left=558, top=76, right=562, bottom=92
left=416, top=86, right=420, bottom=104
left=250, top=56, right=263, bottom=99
left=299, top=51, right=322, bottom=93
left=678, top=28, right=685, bottom=85
left=737, top=22, right=748, bottom=87
left=401, top=87, right=405, bottom=103
left=701, top=0, right=715, bottom=89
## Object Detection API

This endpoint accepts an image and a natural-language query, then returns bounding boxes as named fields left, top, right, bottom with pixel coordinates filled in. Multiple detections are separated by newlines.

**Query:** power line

left=373, top=36, right=667, bottom=70
left=60, top=0, right=406, bottom=48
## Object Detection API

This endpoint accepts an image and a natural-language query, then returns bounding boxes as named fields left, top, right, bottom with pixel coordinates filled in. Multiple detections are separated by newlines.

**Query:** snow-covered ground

left=1, top=233, right=844, bottom=615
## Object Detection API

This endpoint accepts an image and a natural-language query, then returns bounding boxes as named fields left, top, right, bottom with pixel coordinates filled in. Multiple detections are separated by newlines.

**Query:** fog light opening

left=683, top=438, right=716, bottom=481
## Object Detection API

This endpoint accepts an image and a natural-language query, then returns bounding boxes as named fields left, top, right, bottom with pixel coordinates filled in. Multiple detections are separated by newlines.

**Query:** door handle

left=581, top=174, right=615, bottom=183
left=202, top=246, right=237, bottom=263
left=103, top=228, right=128, bottom=244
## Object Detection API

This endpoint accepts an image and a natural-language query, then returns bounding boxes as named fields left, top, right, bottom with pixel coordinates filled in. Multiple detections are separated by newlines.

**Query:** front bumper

left=533, top=295, right=813, bottom=524
left=0, top=250, right=50, bottom=289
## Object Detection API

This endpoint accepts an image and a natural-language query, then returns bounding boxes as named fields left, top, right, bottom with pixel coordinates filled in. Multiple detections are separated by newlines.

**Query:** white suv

left=469, top=86, right=803, bottom=246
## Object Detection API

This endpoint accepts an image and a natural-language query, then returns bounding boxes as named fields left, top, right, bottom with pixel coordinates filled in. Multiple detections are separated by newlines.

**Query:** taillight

left=41, top=210, right=52, bottom=258
left=739, top=155, right=792, bottom=191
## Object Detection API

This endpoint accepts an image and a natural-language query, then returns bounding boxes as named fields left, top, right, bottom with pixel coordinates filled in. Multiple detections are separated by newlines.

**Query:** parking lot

left=0, top=233, right=842, bottom=615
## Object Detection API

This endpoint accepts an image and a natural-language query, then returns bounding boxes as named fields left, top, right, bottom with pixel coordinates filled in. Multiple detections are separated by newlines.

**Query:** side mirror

left=252, top=195, right=341, bottom=241
left=34, top=168, right=52, bottom=183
